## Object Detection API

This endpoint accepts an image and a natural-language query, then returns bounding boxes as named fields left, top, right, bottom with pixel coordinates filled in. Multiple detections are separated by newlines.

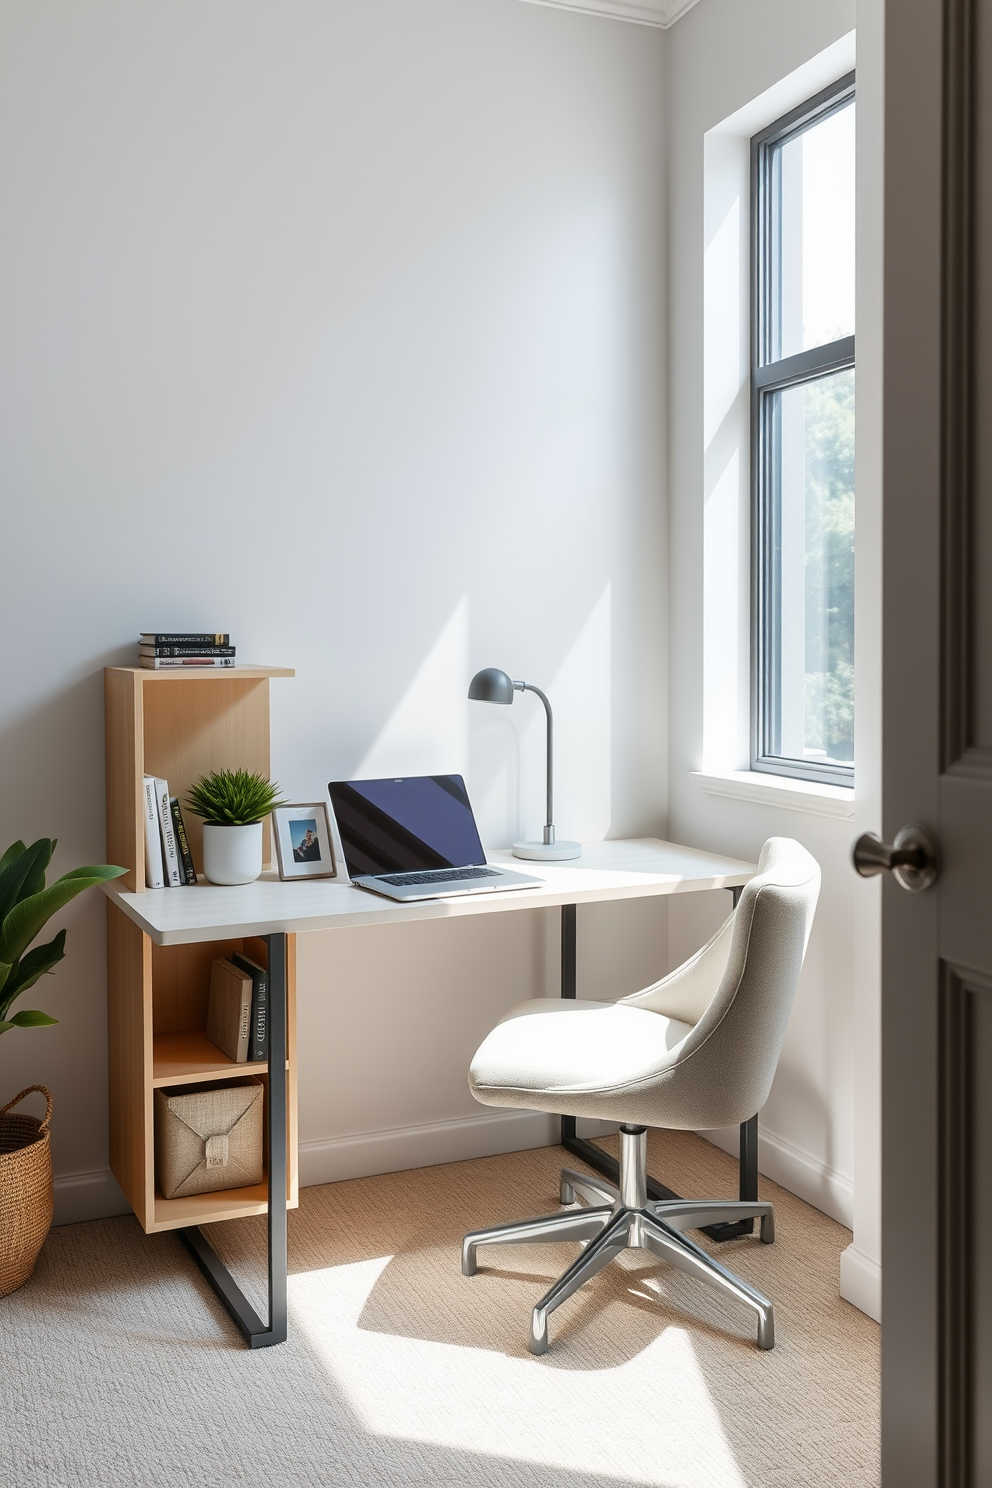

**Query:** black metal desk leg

left=179, top=931, right=289, bottom=1347
left=559, top=904, right=578, bottom=1154
left=558, top=891, right=757, bottom=1240
left=704, top=885, right=758, bottom=1239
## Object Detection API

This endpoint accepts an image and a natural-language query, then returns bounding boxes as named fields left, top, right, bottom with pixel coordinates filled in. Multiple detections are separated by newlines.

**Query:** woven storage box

left=155, top=1078, right=263, bottom=1199
left=0, top=1085, right=54, bottom=1298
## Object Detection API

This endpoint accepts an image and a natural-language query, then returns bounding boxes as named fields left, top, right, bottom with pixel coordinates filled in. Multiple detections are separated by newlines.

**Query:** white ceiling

left=518, top=0, right=701, bottom=27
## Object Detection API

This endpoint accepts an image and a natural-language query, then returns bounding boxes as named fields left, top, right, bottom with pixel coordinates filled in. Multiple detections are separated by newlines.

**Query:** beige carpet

left=3, top=1131, right=878, bottom=1487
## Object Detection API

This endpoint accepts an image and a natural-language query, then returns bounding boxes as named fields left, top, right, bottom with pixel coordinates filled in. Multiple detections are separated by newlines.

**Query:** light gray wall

left=666, top=0, right=882, bottom=1317
left=0, top=0, right=669, bottom=1216
left=844, top=0, right=883, bottom=1322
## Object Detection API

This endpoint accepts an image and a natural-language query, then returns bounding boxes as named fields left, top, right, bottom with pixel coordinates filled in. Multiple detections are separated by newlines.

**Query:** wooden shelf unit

left=105, top=665, right=298, bottom=1236
left=106, top=664, right=294, bottom=893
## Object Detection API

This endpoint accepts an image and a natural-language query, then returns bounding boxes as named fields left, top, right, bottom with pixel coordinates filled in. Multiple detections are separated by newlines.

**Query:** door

left=883, top=2, right=992, bottom=1483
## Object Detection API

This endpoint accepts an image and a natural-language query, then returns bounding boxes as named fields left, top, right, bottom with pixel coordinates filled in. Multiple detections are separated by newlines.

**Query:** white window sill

left=690, top=769, right=855, bottom=819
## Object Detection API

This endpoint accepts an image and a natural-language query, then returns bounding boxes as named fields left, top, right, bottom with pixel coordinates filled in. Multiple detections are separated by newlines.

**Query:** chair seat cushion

left=469, top=999, right=693, bottom=1112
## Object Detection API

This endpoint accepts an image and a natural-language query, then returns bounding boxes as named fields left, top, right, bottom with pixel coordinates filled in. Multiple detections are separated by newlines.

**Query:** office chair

left=461, top=836, right=820, bottom=1353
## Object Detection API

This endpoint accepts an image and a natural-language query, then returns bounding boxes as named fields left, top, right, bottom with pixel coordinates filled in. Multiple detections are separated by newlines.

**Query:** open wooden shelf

left=152, top=1029, right=267, bottom=1086
left=105, top=662, right=295, bottom=893
left=110, top=665, right=295, bottom=682
left=151, top=1181, right=298, bottom=1234
left=106, top=666, right=298, bottom=1237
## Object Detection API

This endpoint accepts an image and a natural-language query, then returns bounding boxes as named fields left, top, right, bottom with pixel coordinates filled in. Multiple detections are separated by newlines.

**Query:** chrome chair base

left=461, top=1125, right=776, bottom=1355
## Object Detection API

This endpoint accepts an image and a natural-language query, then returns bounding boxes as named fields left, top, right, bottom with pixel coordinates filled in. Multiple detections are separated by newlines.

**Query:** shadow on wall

left=280, top=585, right=617, bottom=852
left=758, top=1060, right=845, bottom=1189
left=0, top=649, right=139, bottom=1180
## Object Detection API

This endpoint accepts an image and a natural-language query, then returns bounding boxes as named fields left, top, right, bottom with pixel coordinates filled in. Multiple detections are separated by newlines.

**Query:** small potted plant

left=0, top=837, right=125, bottom=1296
left=186, top=769, right=285, bottom=885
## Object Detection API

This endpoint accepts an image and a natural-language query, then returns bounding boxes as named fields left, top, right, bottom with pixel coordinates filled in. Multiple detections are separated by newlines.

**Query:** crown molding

left=517, top=0, right=701, bottom=28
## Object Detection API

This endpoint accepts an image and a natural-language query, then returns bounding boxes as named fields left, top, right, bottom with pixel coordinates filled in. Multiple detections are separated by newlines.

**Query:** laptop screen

left=328, top=775, right=487, bottom=876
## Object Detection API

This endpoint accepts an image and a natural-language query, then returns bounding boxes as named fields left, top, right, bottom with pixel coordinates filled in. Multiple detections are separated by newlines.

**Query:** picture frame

left=272, top=803, right=337, bottom=881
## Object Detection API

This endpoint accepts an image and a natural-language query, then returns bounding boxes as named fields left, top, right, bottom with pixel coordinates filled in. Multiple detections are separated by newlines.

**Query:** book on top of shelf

left=140, top=645, right=235, bottom=658
left=154, top=778, right=182, bottom=887
left=139, top=633, right=229, bottom=646
left=142, top=776, right=166, bottom=889
left=140, top=656, right=236, bottom=669
left=231, top=951, right=267, bottom=1062
left=170, top=798, right=197, bottom=885
left=206, top=959, right=254, bottom=1062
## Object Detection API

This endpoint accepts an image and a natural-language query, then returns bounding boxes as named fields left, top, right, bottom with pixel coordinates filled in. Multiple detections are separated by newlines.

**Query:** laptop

left=327, top=774, right=542, bottom=901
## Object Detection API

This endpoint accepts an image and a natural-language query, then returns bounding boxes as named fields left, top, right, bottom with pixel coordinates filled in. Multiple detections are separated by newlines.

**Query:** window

left=751, top=75, right=855, bottom=786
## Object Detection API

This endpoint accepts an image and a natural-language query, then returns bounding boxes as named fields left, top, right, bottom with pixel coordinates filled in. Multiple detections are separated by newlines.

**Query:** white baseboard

left=299, top=1108, right=559, bottom=1187
left=697, top=1123, right=855, bottom=1229
left=46, top=1113, right=557, bottom=1225
left=53, top=1168, right=131, bottom=1227
left=840, top=1244, right=882, bottom=1323
left=47, top=1117, right=863, bottom=1261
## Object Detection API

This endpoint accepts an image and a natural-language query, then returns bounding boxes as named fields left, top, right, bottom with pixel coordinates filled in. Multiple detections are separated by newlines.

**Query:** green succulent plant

left=0, top=839, right=126, bottom=1036
left=185, top=769, right=285, bottom=827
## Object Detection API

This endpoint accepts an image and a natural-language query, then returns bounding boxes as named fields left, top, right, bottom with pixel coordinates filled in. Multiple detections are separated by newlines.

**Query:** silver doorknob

left=851, top=824, right=939, bottom=892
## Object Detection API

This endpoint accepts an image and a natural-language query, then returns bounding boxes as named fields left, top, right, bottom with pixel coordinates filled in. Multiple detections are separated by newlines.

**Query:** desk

left=104, top=837, right=754, bottom=1347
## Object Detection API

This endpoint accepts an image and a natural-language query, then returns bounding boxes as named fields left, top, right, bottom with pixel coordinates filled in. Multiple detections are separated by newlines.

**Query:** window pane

left=774, top=100, right=855, bottom=359
left=767, top=368, right=854, bottom=767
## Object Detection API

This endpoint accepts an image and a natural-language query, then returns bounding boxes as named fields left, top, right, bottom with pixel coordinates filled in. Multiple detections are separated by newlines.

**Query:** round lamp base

left=512, top=840, right=582, bottom=862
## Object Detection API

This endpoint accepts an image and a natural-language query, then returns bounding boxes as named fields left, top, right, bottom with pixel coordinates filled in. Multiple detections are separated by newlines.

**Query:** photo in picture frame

left=272, top=803, right=337, bottom=880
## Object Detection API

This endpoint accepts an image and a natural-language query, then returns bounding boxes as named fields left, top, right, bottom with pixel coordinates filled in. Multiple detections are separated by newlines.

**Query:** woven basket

left=0, top=1085, right=54, bottom=1298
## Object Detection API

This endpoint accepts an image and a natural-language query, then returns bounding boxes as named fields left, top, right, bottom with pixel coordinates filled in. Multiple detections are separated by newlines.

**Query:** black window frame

left=750, top=71, right=856, bottom=788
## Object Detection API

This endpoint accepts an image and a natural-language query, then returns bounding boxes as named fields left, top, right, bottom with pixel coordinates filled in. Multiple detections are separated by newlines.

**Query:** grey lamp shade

left=468, top=668, right=515, bottom=705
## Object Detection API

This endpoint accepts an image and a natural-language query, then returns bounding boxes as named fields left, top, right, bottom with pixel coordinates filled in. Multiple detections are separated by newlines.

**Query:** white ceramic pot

left=201, top=822, right=263, bottom=886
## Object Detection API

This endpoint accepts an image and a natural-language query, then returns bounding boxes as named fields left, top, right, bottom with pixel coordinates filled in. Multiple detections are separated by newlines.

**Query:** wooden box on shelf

left=104, top=665, right=298, bottom=1236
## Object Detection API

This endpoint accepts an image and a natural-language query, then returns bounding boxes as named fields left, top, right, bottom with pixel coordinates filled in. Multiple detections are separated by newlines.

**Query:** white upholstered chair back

left=621, top=836, right=820, bottom=1129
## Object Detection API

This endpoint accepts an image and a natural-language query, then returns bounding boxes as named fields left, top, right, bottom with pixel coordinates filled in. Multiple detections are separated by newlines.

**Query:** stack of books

left=142, top=776, right=197, bottom=888
left=139, top=633, right=235, bottom=669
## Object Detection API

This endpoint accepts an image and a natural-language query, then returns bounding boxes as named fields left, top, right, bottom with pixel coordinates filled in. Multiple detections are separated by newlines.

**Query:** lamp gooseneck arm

left=517, top=682, right=554, bottom=845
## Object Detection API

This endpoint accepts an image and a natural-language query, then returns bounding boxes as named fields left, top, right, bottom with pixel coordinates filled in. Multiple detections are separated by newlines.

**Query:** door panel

left=969, top=977, right=992, bottom=1484
left=937, top=777, right=992, bottom=969
left=967, top=2, right=992, bottom=750
left=884, top=2, right=992, bottom=1484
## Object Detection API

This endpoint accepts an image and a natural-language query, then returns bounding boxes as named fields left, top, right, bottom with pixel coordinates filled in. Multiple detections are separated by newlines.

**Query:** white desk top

left=103, top=837, right=755, bottom=946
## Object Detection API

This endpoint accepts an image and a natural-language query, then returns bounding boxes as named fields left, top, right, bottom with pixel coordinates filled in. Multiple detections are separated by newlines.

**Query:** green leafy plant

left=185, top=769, right=285, bottom=826
left=0, top=839, right=125, bottom=1036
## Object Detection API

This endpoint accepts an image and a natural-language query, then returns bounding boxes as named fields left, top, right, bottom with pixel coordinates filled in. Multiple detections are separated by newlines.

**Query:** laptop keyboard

left=377, top=867, right=501, bottom=886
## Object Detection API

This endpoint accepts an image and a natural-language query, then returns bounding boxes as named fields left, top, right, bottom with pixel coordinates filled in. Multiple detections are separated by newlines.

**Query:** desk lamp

left=468, top=668, right=581, bottom=861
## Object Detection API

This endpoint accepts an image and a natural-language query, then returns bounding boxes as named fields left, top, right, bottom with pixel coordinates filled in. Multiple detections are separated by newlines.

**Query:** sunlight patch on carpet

left=289, top=1259, right=746, bottom=1488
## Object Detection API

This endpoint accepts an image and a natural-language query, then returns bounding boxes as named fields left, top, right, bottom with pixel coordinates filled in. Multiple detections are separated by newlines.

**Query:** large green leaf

left=0, top=839, right=54, bottom=926
left=0, top=1009, right=58, bottom=1034
left=0, top=962, right=10, bottom=997
left=0, top=932, right=66, bottom=1010
left=0, top=866, right=124, bottom=965
left=22, top=837, right=55, bottom=900
left=0, top=842, right=25, bottom=876
left=55, top=863, right=117, bottom=882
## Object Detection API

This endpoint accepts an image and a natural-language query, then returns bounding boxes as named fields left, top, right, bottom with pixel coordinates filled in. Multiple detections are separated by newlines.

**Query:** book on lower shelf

left=231, top=951, right=268, bottom=1061
left=206, top=958, right=254, bottom=1063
